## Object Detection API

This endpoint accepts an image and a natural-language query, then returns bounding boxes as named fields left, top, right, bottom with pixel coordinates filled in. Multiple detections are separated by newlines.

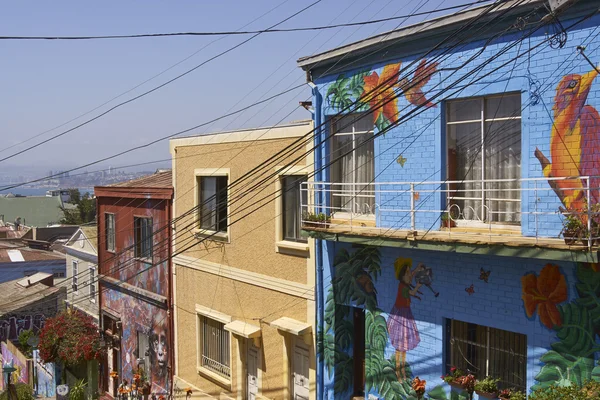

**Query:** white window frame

left=72, top=260, right=78, bottom=293
left=445, top=93, right=522, bottom=228
left=329, top=113, right=376, bottom=221
left=89, top=266, right=96, bottom=303
left=193, top=168, right=230, bottom=242
left=275, top=166, right=311, bottom=253
left=195, top=305, right=233, bottom=388
left=105, top=212, right=116, bottom=252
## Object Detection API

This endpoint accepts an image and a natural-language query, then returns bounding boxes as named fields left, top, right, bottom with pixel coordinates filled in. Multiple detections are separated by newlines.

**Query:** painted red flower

left=521, top=264, right=567, bottom=329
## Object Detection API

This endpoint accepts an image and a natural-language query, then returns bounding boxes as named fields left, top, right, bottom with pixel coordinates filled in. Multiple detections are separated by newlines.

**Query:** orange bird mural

left=535, top=65, right=600, bottom=213
left=399, top=59, right=439, bottom=108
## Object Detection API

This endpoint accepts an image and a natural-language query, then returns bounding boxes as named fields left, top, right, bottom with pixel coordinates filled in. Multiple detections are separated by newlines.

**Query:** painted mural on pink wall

left=0, top=342, right=29, bottom=390
left=103, top=288, right=169, bottom=394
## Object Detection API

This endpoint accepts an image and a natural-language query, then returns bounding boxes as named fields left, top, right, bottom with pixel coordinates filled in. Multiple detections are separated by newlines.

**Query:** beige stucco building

left=170, top=120, right=316, bottom=400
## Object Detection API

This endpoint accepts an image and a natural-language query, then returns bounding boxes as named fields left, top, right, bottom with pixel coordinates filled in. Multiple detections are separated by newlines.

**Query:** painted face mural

left=151, top=317, right=168, bottom=378
left=534, top=64, right=600, bottom=216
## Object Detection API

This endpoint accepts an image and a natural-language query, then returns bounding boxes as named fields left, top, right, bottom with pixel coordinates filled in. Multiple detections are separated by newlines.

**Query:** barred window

left=446, top=319, right=527, bottom=391
left=134, top=217, right=153, bottom=260
left=198, top=316, right=231, bottom=379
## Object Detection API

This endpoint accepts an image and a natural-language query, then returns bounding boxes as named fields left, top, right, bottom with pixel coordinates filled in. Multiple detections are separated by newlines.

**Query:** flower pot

left=448, top=381, right=465, bottom=390
left=475, top=390, right=498, bottom=399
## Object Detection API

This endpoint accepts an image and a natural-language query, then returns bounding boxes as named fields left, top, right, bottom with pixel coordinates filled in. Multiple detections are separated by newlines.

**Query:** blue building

left=297, top=0, right=600, bottom=398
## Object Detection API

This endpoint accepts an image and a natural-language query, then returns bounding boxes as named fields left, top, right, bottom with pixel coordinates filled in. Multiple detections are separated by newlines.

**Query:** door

left=247, top=343, right=258, bottom=400
left=292, top=342, right=310, bottom=400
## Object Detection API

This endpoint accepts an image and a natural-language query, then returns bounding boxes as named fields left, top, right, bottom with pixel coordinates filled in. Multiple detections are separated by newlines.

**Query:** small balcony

left=300, top=177, right=600, bottom=260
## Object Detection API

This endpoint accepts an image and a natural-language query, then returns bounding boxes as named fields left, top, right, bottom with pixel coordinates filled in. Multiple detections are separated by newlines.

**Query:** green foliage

left=0, top=383, right=34, bottom=400
left=68, top=379, right=87, bottom=400
left=474, top=376, right=499, bottom=393
left=326, top=69, right=371, bottom=112
left=529, top=380, right=600, bottom=400
left=17, top=329, right=34, bottom=358
left=532, top=263, right=600, bottom=391
left=60, top=189, right=96, bottom=225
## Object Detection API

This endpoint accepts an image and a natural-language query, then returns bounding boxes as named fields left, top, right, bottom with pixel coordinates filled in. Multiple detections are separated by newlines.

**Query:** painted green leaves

left=326, top=69, right=371, bottom=112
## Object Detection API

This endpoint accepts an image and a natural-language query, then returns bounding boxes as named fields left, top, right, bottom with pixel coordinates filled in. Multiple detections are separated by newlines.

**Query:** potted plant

left=498, top=388, right=511, bottom=399
left=442, top=366, right=466, bottom=390
left=302, top=212, right=331, bottom=229
left=475, top=376, right=500, bottom=399
left=461, top=374, right=476, bottom=399
left=510, top=391, right=526, bottom=400
left=562, top=214, right=585, bottom=245
left=441, top=212, right=456, bottom=228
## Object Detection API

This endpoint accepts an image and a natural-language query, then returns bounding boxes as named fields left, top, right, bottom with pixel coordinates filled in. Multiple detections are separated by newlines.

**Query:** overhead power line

left=0, top=0, right=491, bottom=41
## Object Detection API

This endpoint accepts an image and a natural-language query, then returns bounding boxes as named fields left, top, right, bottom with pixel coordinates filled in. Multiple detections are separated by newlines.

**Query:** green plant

left=68, top=379, right=87, bottom=400
left=510, top=390, right=527, bottom=400
left=529, top=380, right=600, bottom=400
left=17, top=329, right=34, bottom=358
left=302, top=212, right=331, bottom=225
left=441, top=366, right=464, bottom=383
left=0, top=383, right=34, bottom=400
left=475, top=376, right=499, bottom=393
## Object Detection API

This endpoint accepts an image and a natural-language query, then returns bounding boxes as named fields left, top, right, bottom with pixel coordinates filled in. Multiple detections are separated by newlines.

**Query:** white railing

left=300, top=176, right=600, bottom=249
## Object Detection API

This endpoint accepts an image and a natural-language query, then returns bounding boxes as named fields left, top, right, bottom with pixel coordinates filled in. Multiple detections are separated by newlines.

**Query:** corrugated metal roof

left=0, top=196, right=65, bottom=227
left=108, top=170, right=172, bottom=188
left=0, top=242, right=65, bottom=263
left=0, top=276, right=62, bottom=315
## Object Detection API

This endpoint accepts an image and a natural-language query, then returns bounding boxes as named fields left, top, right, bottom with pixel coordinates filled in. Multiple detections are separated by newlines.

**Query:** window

left=137, top=331, right=151, bottom=375
left=282, top=175, right=308, bottom=243
left=105, top=213, right=115, bottom=252
left=330, top=113, right=375, bottom=215
left=198, top=176, right=228, bottom=233
left=89, top=266, right=96, bottom=302
left=72, top=260, right=78, bottom=292
left=199, top=316, right=231, bottom=379
left=446, top=94, right=521, bottom=224
left=53, top=269, right=65, bottom=278
left=446, top=319, right=527, bottom=391
left=134, top=217, right=153, bottom=260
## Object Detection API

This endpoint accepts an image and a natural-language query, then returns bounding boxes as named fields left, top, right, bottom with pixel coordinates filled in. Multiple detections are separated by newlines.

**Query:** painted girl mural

left=388, top=257, right=424, bottom=380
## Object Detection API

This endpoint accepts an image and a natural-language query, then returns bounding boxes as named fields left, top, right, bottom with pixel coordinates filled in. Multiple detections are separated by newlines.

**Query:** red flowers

left=521, top=264, right=567, bottom=329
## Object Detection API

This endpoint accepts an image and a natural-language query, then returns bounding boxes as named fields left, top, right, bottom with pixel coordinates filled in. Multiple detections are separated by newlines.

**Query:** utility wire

left=0, top=1, right=491, bottom=41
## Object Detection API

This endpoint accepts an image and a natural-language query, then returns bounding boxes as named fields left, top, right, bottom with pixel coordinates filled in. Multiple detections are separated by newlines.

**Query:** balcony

left=300, top=177, right=600, bottom=262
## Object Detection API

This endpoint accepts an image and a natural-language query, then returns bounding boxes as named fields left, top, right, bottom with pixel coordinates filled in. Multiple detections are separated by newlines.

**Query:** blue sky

left=0, top=0, right=471, bottom=173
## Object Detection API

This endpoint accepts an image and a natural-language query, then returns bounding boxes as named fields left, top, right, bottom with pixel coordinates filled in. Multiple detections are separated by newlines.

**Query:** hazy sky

left=1, top=0, right=470, bottom=174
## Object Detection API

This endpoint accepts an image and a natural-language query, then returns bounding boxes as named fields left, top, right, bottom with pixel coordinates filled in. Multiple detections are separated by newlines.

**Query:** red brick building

left=95, top=170, right=173, bottom=397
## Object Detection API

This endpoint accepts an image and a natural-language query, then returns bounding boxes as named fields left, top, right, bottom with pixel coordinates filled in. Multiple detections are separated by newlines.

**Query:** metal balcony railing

left=300, top=176, right=600, bottom=249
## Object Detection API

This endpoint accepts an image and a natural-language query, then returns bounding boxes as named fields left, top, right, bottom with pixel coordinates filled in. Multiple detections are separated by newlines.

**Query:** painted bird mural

left=399, top=59, right=439, bottom=108
left=534, top=65, right=600, bottom=215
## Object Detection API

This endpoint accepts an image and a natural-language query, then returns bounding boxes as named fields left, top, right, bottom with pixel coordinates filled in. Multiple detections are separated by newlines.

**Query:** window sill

left=276, top=240, right=309, bottom=255
left=196, top=366, right=231, bottom=390
left=192, top=228, right=229, bottom=242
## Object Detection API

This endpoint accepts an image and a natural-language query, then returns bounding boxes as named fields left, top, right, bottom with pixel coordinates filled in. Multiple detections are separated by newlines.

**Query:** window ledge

left=276, top=240, right=309, bottom=254
left=196, top=366, right=231, bottom=390
left=192, top=228, right=229, bottom=242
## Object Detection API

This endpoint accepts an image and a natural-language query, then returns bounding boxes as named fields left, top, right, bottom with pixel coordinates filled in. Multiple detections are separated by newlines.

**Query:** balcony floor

left=304, top=225, right=599, bottom=263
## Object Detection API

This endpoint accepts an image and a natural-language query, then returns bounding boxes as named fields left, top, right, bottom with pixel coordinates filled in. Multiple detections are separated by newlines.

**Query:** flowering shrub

left=459, top=374, right=476, bottom=394
left=441, top=366, right=465, bottom=383
left=38, top=309, right=105, bottom=366
left=412, top=377, right=426, bottom=399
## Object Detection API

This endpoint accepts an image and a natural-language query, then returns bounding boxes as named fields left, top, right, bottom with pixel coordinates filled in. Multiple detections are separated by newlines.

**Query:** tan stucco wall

left=171, top=123, right=316, bottom=400
left=172, top=137, right=309, bottom=283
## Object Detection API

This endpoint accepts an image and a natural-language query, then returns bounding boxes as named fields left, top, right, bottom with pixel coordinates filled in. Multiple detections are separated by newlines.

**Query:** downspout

left=167, top=195, right=175, bottom=399
left=308, top=75, right=325, bottom=400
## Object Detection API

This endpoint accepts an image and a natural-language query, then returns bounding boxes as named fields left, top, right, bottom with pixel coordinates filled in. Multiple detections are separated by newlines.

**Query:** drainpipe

left=308, top=76, right=325, bottom=400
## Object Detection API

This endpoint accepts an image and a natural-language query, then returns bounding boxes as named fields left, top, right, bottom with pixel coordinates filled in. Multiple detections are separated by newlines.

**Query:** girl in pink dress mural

left=387, top=257, right=424, bottom=380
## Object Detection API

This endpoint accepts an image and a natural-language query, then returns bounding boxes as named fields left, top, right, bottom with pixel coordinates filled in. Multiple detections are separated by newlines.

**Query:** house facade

left=297, top=0, right=600, bottom=398
left=64, top=226, right=99, bottom=322
left=170, top=121, right=316, bottom=399
left=95, top=171, right=173, bottom=398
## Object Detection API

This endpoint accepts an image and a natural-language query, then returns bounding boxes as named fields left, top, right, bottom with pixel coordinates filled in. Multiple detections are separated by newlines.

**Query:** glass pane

left=485, top=119, right=521, bottom=223
left=216, top=176, right=228, bottom=232
left=447, top=99, right=481, bottom=122
left=355, top=132, right=375, bottom=214
left=447, top=122, right=482, bottom=221
left=485, top=94, right=521, bottom=119
left=333, top=113, right=372, bottom=134
left=331, top=134, right=354, bottom=213
left=283, top=176, right=307, bottom=242
left=201, top=177, right=217, bottom=230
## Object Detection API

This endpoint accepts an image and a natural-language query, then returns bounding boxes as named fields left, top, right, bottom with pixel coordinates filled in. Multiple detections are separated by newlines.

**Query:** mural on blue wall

left=326, top=59, right=438, bottom=135
left=318, top=246, right=444, bottom=399
left=534, top=65, right=600, bottom=216
left=521, top=263, right=600, bottom=390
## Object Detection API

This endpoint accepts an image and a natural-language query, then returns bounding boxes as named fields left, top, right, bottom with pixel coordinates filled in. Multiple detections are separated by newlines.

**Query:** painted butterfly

left=413, top=192, right=420, bottom=201
left=465, top=284, right=475, bottom=295
left=397, top=155, right=407, bottom=167
left=479, top=268, right=491, bottom=283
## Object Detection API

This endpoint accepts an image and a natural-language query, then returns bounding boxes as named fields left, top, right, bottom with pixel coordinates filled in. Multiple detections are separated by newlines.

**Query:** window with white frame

left=105, top=213, right=115, bottom=252
left=282, top=175, right=308, bottom=243
left=134, top=217, right=153, bottom=260
left=198, top=176, right=228, bottom=233
left=446, top=319, right=527, bottom=391
left=198, top=315, right=231, bottom=379
left=330, top=113, right=375, bottom=216
left=446, top=94, right=521, bottom=224
left=72, top=260, right=78, bottom=292
left=89, top=266, right=96, bottom=302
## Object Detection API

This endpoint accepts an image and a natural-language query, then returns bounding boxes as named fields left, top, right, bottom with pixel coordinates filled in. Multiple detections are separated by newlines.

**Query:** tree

left=60, top=189, right=96, bottom=225
left=38, top=309, right=104, bottom=367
